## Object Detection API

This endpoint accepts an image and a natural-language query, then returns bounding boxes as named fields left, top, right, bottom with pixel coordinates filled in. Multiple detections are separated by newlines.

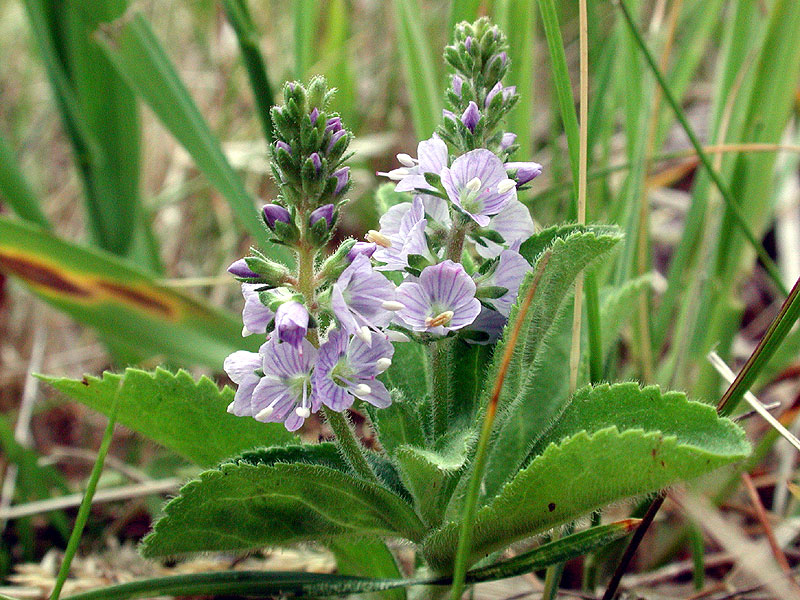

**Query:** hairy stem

left=430, top=340, right=452, bottom=439
left=323, top=408, right=379, bottom=483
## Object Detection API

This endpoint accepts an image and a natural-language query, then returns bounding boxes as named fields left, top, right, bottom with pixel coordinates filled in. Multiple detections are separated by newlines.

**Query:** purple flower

left=328, top=129, right=346, bottom=151
left=274, top=300, right=309, bottom=349
left=275, top=140, right=291, bottom=155
left=441, top=149, right=517, bottom=226
left=485, top=82, right=516, bottom=108
left=371, top=197, right=430, bottom=271
left=224, top=349, right=263, bottom=416
left=461, top=101, right=480, bottom=133
left=250, top=337, right=319, bottom=431
left=332, top=254, right=400, bottom=343
left=310, top=203, right=335, bottom=228
left=227, top=258, right=259, bottom=279
left=395, top=260, right=481, bottom=335
left=475, top=199, right=535, bottom=259
left=443, top=109, right=458, bottom=124
left=347, top=241, right=377, bottom=262
left=309, top=107, right=319, bottom=125
left=452, top=75, right=463, bottom=97
left=326, top=117, right=342, bottom=133
left=333, top=167, right=350, bottom=195
left=241, top=284, right=274, bottom=336
left=378, top=135, right=448, bottom=194
left=314, top=329, right=394, bottom=411
left=506, top=161, right=543, bottom=186
left=310, top=152, right=322, bottom=173
left=263, top=204, right=291, bottom=229
left=476, top=249, right=530, bottom=317
left=499, top=133, right=517, bottom=151
left=464, top=36, right=473, bottom=51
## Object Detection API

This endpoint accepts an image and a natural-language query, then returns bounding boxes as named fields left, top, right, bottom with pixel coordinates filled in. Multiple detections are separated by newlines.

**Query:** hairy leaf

left=141, top=462, right=426, bottom=556
left=41, top=368, right=295, bottom=468
left=367, top=390, right=427, bottom=456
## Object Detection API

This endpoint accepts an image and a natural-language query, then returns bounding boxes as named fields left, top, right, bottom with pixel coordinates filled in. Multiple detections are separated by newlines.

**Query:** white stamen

left=255, top=406, right=274, bottom=420
left=375, top=358, right=392, bottom=373
left=425, top=310, right=455, bottom=328
left=295, top=406, right=311, bottom=418
left=466, top=177, right=482, bottom=192
left=355, top=383, right=372, bottom=396
left=381, top=300, right=405, bottom=311
left=226, top=401, right=236, bottom=414
left=366, top=230, right=392, bottom=248
left=242, top=325, right=251, bottom=337
left=386, top=330, right=410, bottom=343
left=357, top=326, right=373, bottom=344
left=397, top=153, right=416, bottom=167
left=497, top=178, right=516, bottom=194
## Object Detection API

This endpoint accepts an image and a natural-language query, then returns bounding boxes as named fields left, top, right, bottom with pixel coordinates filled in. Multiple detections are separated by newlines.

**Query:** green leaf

left=0, top=217, right=251, bottom=368
left=600, top=274, right=653, bottom=358
left=0, top=133, right=50, bottom=228
left=95, top=12, right=289, bottom=262
left=232, top=442, right=348, bottom=471
left=382, top=340, right=429, bottom=401
left=477, top=227, right=623, bottom=501
left=395, top=431, right=470, bottom=527
left=63, top=521, right=638, bottom=600
left=141, top=462, right=426, bottom=557
left=40, top=368, right=295, bottom=468
left=328, top=539, right=406, bottom=600
left=392, top=0, right=441, bottom=138
left=424, top=419, right=749, bottom=569
left=518, top=223, right=620, bottom=266
left=366, top=390, right=427, bottom=456
left=449, top=340, right=493, bottom=427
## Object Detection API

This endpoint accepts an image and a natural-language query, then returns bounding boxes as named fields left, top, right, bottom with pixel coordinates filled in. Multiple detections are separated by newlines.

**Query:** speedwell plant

left=54, top=18, right=750, bottom=599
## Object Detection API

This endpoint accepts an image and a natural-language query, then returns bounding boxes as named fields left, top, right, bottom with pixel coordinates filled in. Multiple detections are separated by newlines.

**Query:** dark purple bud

left=262, top=203, right=291, bottom=229
left=325, top=117, right=342, bottom=133
left=500, top=132, right=517, bottom=151
left=310, top=152, right=322, bottom=173
left=327, top=129, right=346, bottom=152
left=227, top=258, right=260, bottom=279
left=333, top=166, right=350, bottom=195
left=505, top=161, right=543, bottom=186
left=275, top=140, right=292, bottom=155
left=464, top=36, right=473, bottom=51
left=309, top=107, right=319, bottom=125
left=347, top=241, right=377, bottom=262
left=452, top=75, right=463, bottom=98
left=275, top=301, right=309, bottom=348
left=309, top=203, right=335, bottom=228
left=461, top=101, right=480, bottom=133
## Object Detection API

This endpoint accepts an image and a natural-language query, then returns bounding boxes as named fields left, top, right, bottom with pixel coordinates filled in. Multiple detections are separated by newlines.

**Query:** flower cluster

left=224, top=20, right=544, bottom=432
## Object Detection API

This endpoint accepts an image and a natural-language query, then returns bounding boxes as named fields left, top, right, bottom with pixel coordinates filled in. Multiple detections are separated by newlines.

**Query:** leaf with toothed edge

left=40, top=368, right=297, bottom=468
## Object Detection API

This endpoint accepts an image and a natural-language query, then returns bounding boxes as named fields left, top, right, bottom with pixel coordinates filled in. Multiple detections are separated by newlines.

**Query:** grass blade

left=96, top=12, right=289, bottom=261
left=449, top=0, right=482, bottom=33
left=393, top=0, right=442, bottom=139
left=293, top=0, right=321, bottom=79
left=0, top=134, right=50, bottom=228
left=222, top=0, right=275, bottom=143
left=0, top=217, right=254, bottom=368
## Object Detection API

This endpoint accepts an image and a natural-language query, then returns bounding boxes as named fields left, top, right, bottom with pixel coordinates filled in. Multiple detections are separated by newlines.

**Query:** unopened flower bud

left=500, top=132, right=517, bottom=151
left=309, top=107, right=319, bottom=125
left=262, top=203, right=291, bottom=229
left=452, top=75, right=463, bottom=97
left=227, top=258, right=260, bottom=279
left=275, top=140, right=292, bottom=155
left=327, top=129, right=347, bottom=153
left=325, top=117, right=342, bottom=133
left=506, top=161, right=543, bottom=186
left=310, top=152, right=322, bottom=174
left=461, top=101, right=480, bottom=133
left=275, top=300, right=309, bottom=349
left=309, top=204, right=335, bottom=228
left=347, top=241, right=376, bottom=262
left=333, top=166, right=350, bottom=195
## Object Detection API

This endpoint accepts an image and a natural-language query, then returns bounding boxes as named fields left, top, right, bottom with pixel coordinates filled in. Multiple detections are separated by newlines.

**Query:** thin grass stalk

left=448, top=251, right=553, bottom=600
left=616, top=0, right=789, bottom=298
left=222, top=0, right=275, bottom=143
left=49, top=384, right=122, bottom=600
left=0, top=134, right=50, bottom=228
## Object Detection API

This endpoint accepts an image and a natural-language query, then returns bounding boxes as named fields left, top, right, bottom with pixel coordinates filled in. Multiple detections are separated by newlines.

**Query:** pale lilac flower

left=310, top=152, right=322, bottom=173
left=475, top=199, right=535, bottom=259
left=250, top=337, right=319, bottom=431
left=441, top=149, right=517, bottom=226
left=326, top=117, right=342, bottom=133
left=328, top=129, right=346, bottom=151
left=227, top=258, right=259, bottom=279
left=309, top=107, right=319, bottom=125
left=443, top=109, right=458, bottom=125
left=378, top=135, right=448, bottom=193
left=506, top=161, right=543, bottom=186
left=347, top=241, right=377, bottom=262
left=371, top=197, right=431, bottom=272
left=333, top=167, right=349, bottom=194
left=476, top=249, right=530, bottom=317
left=332, top=254, right=400, bottom=343
left=395, top=260, right=481, bottom=335
left=241, top=284, right=273, bottom=336
left=461, top=101, right=480, bottom=133
left=499, top=133, right=517, bottom=151
left=485, top=82, right=516, bottom=108
left=310, top=204, right=335, bottom=228
left=224, top=349, right=263, bottom=416
left=464, top=36, right=473, bottom=51
left=314, top=329, right=394, bottom=411
left=274, top=300, right=309, bottom=349
left=263, top=204, right=291, bottom=229
left=452, top=75, right=463, bottom=97
left=275, top=141, right=291, bottom=155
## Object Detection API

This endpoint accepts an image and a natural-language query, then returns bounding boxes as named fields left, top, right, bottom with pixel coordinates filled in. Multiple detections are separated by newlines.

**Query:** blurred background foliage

left=1, top=0, right=800, bottom=594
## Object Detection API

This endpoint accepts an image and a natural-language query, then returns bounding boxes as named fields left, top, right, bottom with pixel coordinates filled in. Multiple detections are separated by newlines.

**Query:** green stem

left=430, top=341, right=451, bottom=440
left=323, top=407, right=379, bottom=483
left=50, top=384, right=122, bottom=600
left=585, top=271, right=603, bottom=383
left=445, top=222, right=468, bottom=263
